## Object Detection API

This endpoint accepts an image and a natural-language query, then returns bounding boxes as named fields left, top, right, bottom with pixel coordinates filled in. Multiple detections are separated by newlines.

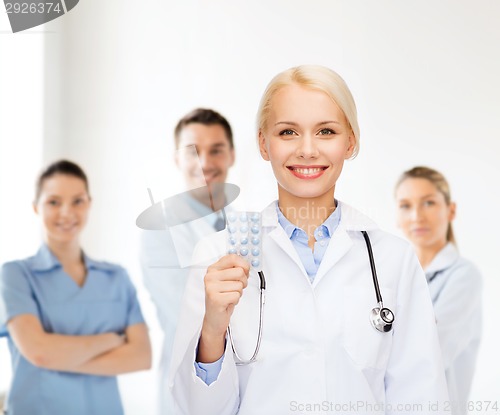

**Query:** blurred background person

left=0, top=160, right=151, bottom=415
left=140, top=108, right=235, bottom=415
left=395, top=166, right=482, bottom=415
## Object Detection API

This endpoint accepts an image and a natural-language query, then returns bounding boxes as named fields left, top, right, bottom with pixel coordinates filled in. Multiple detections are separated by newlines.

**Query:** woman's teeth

left=293, top=167, right=324, bottom=175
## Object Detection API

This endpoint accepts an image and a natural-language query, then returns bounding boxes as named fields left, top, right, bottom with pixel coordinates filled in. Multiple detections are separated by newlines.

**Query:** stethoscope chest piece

left=370, top=305, right=394, bottom=333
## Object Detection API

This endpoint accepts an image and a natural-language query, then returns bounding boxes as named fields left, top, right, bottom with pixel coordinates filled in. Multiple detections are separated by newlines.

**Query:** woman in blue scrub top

left=0, top=160, right=152, bottom=415
left=395, top=166, right=482, bottom=415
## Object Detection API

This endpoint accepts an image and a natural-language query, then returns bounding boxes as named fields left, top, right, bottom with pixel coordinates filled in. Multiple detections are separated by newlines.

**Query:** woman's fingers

left=207, top=254, right=250, bottom=274
left=202, top=254, right=252, bottom=338
left=205, top=265, right=249, bottom=288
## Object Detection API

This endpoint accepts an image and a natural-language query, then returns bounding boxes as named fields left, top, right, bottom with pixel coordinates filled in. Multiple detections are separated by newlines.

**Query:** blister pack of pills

left=226, top=211, right=262, bottom=271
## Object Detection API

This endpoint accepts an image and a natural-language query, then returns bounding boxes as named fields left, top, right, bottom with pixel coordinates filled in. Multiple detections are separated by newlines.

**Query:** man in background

left=140, top=108, right=235, bottom=415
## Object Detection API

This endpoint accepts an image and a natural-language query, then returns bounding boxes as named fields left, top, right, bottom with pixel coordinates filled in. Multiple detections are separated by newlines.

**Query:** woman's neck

left=45, top=238, right=83, bottom=267
left=45, top=238, right=87, bottom=286
left=415, top=240, right=448, bottom=270
left=278, top=187, right=336, bottom=238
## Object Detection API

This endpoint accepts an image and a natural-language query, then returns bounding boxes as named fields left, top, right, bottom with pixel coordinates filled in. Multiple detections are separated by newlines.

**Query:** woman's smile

left=259, top=83, right=355, bottom=201
left=286, top=165, right=329, bottom=179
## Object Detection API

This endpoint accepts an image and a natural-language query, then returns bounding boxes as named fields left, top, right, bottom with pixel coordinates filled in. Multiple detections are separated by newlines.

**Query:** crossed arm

left=8, top=314, right=151, bottom=376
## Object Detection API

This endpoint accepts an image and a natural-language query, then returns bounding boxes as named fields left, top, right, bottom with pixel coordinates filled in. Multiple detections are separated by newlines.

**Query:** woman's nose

left=59, top=203, right=74, bottom=217
left=295, top=135, right=319, bottom=158
left=410, top=206, right=423, bottom=221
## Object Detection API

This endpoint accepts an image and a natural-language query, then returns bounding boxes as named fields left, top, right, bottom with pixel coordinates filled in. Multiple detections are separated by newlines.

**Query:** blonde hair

left=256, top=65, right=360, bottom=158
left=396, top=166, right=456, bottom=245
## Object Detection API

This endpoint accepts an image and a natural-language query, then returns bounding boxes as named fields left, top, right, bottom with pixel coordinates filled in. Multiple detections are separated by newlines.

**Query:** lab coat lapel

left=261, top=201, right=308, bottom=277
left=313, top=226, right=353, bottom=287
left=313, top=202, right=378, bottom=287
left=268, top=226, right=308, bottom=276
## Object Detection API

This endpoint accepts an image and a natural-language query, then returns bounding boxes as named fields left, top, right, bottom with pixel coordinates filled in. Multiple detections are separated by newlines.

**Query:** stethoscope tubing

left=228, top=232, right=394, bottom=365
left=227, top=271, right=266, bottom=366
left=361, top=231, right=383, bottom=305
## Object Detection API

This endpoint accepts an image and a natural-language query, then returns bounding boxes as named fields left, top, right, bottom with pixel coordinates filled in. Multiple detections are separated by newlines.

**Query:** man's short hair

left=174, top=108, right=234, bottom=149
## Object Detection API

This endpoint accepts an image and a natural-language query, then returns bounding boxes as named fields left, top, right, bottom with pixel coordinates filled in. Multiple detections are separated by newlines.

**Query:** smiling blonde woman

left=168, top=66, right=449, bottom=415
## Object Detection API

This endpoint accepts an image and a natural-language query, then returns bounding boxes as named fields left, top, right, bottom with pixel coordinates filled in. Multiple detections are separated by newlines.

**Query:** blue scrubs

left=0, top=244, right=145, bottom=415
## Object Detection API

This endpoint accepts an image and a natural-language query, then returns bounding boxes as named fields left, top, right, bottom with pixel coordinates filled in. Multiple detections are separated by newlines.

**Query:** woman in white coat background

left=395, top=166, right=482, bottom=415
left=169, top=65, right=449, bottom=415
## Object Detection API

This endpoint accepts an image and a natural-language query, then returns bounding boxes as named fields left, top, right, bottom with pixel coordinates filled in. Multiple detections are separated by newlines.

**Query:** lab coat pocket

left=341, top=286, right=394, bottom=370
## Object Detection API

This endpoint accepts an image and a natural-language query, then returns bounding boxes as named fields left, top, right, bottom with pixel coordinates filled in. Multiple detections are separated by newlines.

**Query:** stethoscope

left=227, top=230, right=395, bottom=365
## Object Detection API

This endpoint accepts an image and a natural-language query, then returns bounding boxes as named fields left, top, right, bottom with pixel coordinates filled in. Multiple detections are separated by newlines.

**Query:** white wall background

left=0, top=8, right=44, bottom=400
left=1, top=0, right=499, bottom=413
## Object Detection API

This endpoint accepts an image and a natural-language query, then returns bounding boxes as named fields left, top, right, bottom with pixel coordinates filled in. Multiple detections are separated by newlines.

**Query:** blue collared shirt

left=195, top=202, right=341, bottom=385
left=0, top=244, right=145, bottom=415
left=276, top=202, right=341, bottom=283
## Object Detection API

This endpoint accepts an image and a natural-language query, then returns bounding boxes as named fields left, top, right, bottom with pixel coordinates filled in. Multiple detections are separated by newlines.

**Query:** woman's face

left=396, top=177, right=455, bottom=250
left=34, top=174, right=91, bottom=245
left=259, top=84, right=355, bottom=201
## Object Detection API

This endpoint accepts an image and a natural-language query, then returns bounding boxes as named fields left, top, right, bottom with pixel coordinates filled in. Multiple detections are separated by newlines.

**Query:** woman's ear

left=32, top=202, right=38, bottom=215
left=259, top=130, right=270, bottom=161
left=448, top=201, right=456, bottom=222
left=344, top=130, right=356, bottom=159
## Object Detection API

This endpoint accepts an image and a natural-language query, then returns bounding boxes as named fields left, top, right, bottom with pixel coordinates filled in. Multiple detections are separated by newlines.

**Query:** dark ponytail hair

left=35, top=160, right=89, bottom=203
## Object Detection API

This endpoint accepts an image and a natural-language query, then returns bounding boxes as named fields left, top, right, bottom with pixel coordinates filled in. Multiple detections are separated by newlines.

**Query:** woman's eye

left=318, top=128, right=335, bottom=135
left=423, top=200, right=435, bottom=207
left=399, top=204, right=410, bottom=210
left=47, top=200, right=59, bottom=206
left=279, top=129, right=296, bottom=136
left=74, top=198, right=84, bottom=205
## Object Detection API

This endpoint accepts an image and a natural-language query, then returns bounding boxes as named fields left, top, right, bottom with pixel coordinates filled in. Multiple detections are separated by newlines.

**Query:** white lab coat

left=424, top=243, right=482, bottom=415
left=169, top=201, right=449, bottom=415
left=140, top=198, right=226, bottom=415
